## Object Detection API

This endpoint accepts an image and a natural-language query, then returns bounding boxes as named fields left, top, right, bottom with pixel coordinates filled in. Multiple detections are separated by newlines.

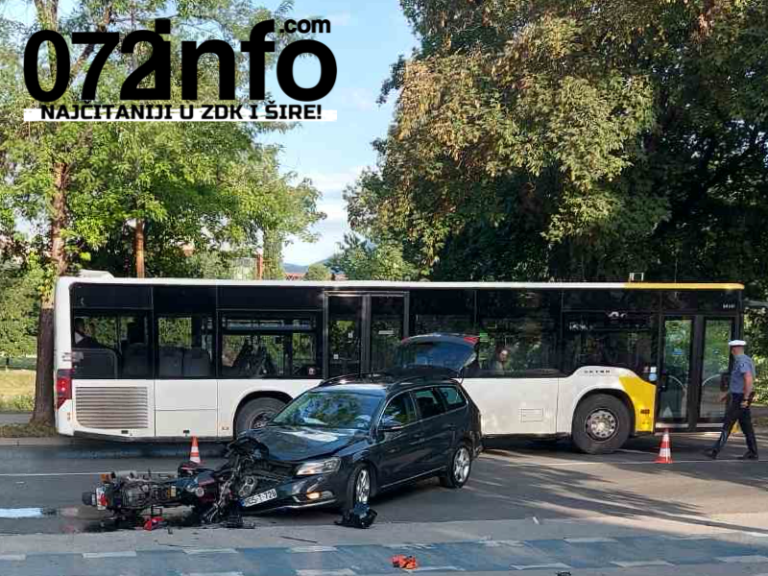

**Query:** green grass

left=0, top=369, right=35, bottom=412
left=0, top=423, right=56, bottom=438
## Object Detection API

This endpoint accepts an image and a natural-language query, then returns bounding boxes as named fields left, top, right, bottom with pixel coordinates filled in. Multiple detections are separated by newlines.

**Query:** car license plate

left=241, top=489, right=278, bottom=508
left=95, top=487, right=106, bottom=510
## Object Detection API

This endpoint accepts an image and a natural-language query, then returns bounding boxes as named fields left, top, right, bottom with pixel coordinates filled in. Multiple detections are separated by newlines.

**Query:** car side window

left=414, top=388, right=447, bottom=420
left=437, top=386, right=467, bottom=410
left=380, top=393, right=417, bottom=428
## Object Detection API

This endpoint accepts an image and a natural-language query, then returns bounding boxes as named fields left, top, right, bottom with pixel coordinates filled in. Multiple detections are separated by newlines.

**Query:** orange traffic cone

left=189, top=436, right=201, bottom=464
left=655, top=429, right=673, bottom=464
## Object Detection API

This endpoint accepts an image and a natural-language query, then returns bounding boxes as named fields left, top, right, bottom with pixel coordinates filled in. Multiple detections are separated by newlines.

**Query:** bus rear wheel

left=572, top=394, right=630, bottom=454
left=235, top=397, right=287, bottom=436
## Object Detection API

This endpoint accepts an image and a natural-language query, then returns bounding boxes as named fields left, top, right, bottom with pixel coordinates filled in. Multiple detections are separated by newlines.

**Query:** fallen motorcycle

left=82, top=434, right=284, bottom=524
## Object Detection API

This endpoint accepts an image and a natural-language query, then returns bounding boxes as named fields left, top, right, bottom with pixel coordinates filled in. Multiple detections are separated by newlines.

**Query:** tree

left=0, top=0, right=323, bottom=423
left=262, top=231, right=286, bottom=280
left=329, top=233, right=416, bottom=281
left=304, top=263, right=331, bottom=281
left=0, top=264, right=41, bottom=367
left=348, top=0, right=768, bottom=286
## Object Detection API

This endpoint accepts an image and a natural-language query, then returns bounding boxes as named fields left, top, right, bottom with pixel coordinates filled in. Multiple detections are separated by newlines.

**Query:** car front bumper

left=238, top=473, right=346, bottom=512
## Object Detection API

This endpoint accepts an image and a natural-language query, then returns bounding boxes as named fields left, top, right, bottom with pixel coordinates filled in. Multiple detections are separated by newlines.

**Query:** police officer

left=704, top=340, right=758, bottom=460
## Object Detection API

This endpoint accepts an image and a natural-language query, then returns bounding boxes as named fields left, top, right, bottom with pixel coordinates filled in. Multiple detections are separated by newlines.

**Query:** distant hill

left=283, top=259, right=334, bottom=274
left=283, top=262, right=308, bottom=273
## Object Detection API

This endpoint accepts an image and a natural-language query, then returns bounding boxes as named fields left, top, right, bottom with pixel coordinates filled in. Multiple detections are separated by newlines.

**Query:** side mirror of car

left=378, top=417, right=405, bottom=434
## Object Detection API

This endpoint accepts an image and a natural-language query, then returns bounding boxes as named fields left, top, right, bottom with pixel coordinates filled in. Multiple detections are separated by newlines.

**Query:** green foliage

left=304, top=263, right=331, bottom=281
left=0, top=394, right=34, bottom=412
left=350, top=0, right=768, bottom=285
left=263, top=231, right=286, bottom=280
left=0, top=0, right=324, bottom=282
left=329, top=233, right=417, bottom=281
left=0, top=264, right=41, bottom=359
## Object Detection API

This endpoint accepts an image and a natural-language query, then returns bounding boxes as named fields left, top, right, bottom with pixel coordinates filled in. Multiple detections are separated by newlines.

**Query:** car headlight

left=295, top=457, right=341, bottom=476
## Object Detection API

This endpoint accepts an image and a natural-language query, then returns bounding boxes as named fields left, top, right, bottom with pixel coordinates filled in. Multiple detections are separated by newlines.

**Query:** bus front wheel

left=235, top=397, right=287, bottom=436
left=572, top=394, right=630, bottom=454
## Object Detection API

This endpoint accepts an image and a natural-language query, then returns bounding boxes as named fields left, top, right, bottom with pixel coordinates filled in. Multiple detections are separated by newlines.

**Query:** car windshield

left=271, top=390, right=382, bottom=430
left=394, top=341, right=476, bottom=374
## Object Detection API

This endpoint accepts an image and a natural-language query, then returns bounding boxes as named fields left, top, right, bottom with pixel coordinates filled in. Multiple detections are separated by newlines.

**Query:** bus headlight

left=296, top=458, right=341, bottom=476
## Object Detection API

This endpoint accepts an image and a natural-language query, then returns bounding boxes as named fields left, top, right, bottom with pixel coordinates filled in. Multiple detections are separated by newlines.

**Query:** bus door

left=657, top=316, right=696, bottom=429
left=325, top=292, right=407, bottom=377
left=695, top=317, right=735, bottom=428
left=153, top=286, right=218, bottom=438
left=657, top=315, right=735, bottom=430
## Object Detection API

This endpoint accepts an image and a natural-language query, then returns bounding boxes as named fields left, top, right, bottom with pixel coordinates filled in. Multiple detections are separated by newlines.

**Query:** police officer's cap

left=728, top=340, right=747, bottom=347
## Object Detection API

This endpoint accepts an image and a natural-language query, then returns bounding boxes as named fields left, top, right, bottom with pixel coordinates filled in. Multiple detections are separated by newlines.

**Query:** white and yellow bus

left=54, top=277, right=744, bottom=453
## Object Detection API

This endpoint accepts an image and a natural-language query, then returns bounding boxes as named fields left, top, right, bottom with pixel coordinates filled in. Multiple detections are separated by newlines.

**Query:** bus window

left=220, top=315, right=320, bottom=379
left=157, top=316, right=214, bottom=379
left=72, top=314, right=151, bottom=379
left=562, top=312, right=655, bottom=377
left=410, top=289, right=475, bottom=334
left=476, top=290, right=560, bottom=377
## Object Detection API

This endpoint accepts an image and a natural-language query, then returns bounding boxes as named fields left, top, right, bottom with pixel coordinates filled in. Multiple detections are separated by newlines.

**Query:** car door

left=412, top=387, right=453, bottom=474
left=375, top=391, right=423, bottom=488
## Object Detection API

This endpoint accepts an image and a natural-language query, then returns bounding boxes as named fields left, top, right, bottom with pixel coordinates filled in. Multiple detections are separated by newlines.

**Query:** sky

left=261, top=0, right=418, bottom=265
left=4, top=0, right=419, bottom=267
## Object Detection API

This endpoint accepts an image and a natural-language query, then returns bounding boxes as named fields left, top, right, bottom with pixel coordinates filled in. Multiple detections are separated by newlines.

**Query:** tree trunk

left=31, top=163, right=69, bottom=426
left=134, top=219, right=145, bottom=278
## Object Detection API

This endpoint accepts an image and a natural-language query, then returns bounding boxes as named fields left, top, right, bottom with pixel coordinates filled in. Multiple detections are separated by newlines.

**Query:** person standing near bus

left=704, top=340, right=758, bottom=460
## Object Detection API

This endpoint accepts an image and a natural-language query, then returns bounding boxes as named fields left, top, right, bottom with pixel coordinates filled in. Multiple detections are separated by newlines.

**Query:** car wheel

left=344, top=463, right=372, bottom=510
left=234, top=397, right=287, bottom=435
left=440, top=443, right=472, bottom=489
left=572, top=394, right=631, bottom=454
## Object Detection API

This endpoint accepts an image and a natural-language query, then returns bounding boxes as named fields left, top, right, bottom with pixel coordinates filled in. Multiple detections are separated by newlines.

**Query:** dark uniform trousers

left=713, top=393, right=758, bottom=455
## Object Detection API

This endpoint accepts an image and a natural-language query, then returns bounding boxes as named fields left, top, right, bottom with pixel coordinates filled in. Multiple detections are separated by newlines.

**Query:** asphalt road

left=2, top=432, right=768, bottom=536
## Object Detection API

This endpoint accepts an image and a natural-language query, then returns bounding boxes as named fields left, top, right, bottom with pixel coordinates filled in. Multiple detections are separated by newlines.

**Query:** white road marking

left=565, top=537, right=617, bottom=543
left=0, top=555, right=26, bottom=561
left=83, top=551, right=137, bottom=559
left=410, top=567, right=463, bottom=572
left=183, top=548, right=238, bottom=555
left=183, top=573, right=244, bottom=576
left=0, top=508, right=45, bottom=519
left=472, top=479, right=505, bottom=487
left=717, top=555, right=768, bottom=563
left=532, top=516, right=540, bottom=525
left=384, top=544, right=435, bottom=550
left=296, top=570, right=355, bottom=576
left=612, top=560, right=673, bottom=568
left=512, top=562, right=572, bottom=571
left=481, top=540, right=524, bottom=547
left=289, top=546, right=338, bottom=553
left=742, top=532, right=768, bottom=538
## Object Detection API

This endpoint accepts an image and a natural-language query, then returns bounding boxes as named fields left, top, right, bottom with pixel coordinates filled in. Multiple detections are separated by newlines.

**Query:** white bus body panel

left=463, top=377, right=559, bottom=435
left=155, top=379, right=218, bottom=437
left=463, top=367, right=642, bottom=436
left=54, top=278, right=74, bottom=436
left=555, top=367, right=630, bottom=434
left=217, top=379, right=320, bottom=437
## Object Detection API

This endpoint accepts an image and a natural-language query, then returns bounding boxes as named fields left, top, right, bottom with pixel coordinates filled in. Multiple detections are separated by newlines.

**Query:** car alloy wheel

left=355, top=468, right=370, bottom=505
left=453, top=446, right=471, bottom=484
